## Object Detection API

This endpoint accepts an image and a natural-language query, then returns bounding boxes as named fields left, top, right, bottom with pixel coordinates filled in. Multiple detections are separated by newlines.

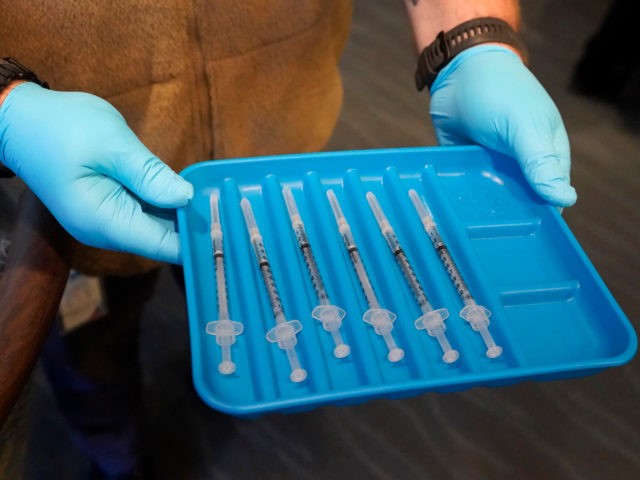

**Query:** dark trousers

left=41, top=270, right=160, bottom=478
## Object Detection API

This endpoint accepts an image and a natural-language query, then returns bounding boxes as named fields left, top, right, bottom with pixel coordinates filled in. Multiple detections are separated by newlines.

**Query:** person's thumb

left=512, top=123, right=577, bottom=208
left=111, top=144, right=193, bottom=207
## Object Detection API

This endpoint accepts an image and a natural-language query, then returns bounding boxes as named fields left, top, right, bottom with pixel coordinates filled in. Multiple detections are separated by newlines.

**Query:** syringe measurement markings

left=293, top=223, right=330, bottom=304
left=211, top=234, right=231, bottom=320
left=409, top=190, right=474, bottom=304
left=252, top=238, right=286, bottom=323
left=430, top=233, right=474, bottom=304
left=376, top=220, right=432, bottom=311
left=283, top=187, right=331, bottom=304
left=393, top=245, right=431, bottom=311
left=214, top=254, right=229, bottom=319
left=343, top=231, right=380, bottom=310
left=367, top=192, right=433, bottom=311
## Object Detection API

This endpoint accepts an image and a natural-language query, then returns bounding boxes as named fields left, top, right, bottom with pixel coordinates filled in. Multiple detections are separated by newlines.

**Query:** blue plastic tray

left=178, top=146, right=637, bottom=417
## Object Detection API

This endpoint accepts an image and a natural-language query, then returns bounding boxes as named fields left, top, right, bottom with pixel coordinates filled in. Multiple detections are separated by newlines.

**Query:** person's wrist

left=0, top=80, right=26, bottom=108
left=429, top=43, right=524, bottom=92
left=485, top=42, right=525, bottom=62
left=0, top=80, right=28, bottom=177
left=414, top=17, right=528, bottom=92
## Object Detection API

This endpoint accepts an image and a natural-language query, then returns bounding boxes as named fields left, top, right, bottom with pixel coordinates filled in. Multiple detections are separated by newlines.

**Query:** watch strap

left=0, top=165, right=15, bottom=179
left=0, top=57, right=50, bottom=93
left=415, top=17, right=527, bottom=91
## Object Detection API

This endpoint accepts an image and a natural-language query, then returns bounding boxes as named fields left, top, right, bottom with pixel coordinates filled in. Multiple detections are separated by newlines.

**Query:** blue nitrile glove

left=429, top=44, right=577, bottom=207
left=0, top=82, right=194, bottom=264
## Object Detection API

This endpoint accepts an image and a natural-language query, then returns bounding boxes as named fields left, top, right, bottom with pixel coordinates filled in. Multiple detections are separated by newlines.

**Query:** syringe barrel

left=434, top=242, right=474, bottom=303
left=211, top=230, right=223, bottom=252
left=394, top=249, right=432, bottom=311
left=293, top=223, right=330, bottom=303
left=409, top=190, right=474, bottom=303
left=241, top=198, right=287, bottom=323
left=351, top=249, right=380, bottom=309
left=365, top=193, right=402, bottom=258
left=214, top=255, right=229, bottom=319
left=251, top=241, right=285, bottom=323
left=248, top=235, right=266, bottom=263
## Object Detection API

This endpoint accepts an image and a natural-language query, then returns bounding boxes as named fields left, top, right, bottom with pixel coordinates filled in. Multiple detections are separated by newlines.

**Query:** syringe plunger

left=266, top=320, right=308, bottom=383
left=414, top=308, right=459, bottom=364
left=312, top=304, right=350, bottom=358
left=460, top=305, right=502, bottom=358
left=363, top=308, right=404, bottom=362
left=206, top=319, right=244, bottom=375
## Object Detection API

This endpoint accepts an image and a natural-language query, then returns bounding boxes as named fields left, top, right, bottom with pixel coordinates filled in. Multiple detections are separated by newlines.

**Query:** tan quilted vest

left=0, top=0, right=352, bottom=275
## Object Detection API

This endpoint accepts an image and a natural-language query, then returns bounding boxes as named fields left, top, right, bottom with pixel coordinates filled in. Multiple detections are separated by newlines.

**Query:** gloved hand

left=429, top=44, right=577, bottom=207
left=0, top=82, right=194, bottom=264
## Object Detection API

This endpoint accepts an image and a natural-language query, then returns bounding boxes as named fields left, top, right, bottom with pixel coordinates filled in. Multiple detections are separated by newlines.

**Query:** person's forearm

left=403, top=0, right=521, bottom=51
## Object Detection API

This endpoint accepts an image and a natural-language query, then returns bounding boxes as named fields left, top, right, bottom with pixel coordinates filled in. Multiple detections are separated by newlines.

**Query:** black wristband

left=415, top=17, right=527, bottom=91
left=0, top=57, right=49, bottom=93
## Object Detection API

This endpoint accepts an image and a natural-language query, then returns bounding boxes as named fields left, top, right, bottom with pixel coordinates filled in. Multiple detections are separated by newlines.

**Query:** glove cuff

left=0, top=58, right=50, bottom=178
left=415, top=17, right=528, bottom=92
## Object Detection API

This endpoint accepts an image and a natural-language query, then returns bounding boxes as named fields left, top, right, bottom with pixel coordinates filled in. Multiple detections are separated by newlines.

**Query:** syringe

left=240, top=197, right=308, bottom=383
left=205, top=193, right=244, bottom=375
left=408, top=189, right=502, bottom=358
left=326, top=189, right=404, bottom=363
left=366, top=192, right=459, bottom=364
left=282, top=187, right=350, bottom=359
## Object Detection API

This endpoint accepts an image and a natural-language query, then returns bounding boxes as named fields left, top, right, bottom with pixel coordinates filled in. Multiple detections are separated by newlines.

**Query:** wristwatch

left=415, top=17, right=527, bottom=91
left=0, top=58, right=49, bottom=177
